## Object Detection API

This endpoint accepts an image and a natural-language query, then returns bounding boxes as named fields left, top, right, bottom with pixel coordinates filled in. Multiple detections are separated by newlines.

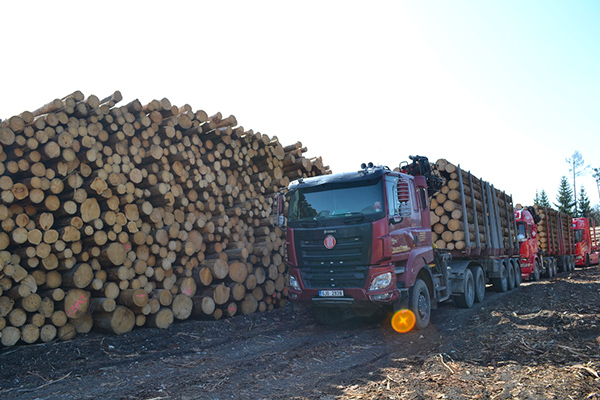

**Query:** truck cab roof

left=288, top=167, right=402, bottom=190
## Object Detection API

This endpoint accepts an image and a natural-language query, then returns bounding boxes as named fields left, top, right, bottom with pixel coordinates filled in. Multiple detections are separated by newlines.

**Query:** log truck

left=278, top=156, right=521, bottom=329
left=573, top=217, right=600, bottom=267
left=514, top=206, right=575, bottom=281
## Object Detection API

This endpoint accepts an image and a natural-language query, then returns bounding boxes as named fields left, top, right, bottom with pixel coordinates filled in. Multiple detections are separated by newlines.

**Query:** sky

left=1, top=0, right=599, bottom=207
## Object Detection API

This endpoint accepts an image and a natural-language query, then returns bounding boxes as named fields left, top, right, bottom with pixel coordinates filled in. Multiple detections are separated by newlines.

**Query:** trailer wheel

left=553, top=259, right=558, bottom=276
left=492, top=263, right=508, bottom=292
left=532, top=259, right=541, bottom=281
left=507, top=261, right=516, bottom=290
left=513, top=261, right=521, bottom=287
left=471, top=266, right=486, bottom=303
left=560, top=256, right=569, bottom=273
left=544, top=260, right=552, bottom=278
left=409, top=279, right=431, bottom=330
left=452, top=269, right=475, bottom=309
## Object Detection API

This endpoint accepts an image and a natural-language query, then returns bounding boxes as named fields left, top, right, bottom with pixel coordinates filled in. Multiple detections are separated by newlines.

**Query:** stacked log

left=427, top=159, right=516, bottom=253
left=533, top=205, right=574, bottom=255
left=0, top=91, right=329, bottom=347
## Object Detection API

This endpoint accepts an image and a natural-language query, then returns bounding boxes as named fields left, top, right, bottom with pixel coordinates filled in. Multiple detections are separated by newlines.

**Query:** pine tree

left=534, top=190, right=540, bottom=205
left=577, top=186, right=592, bottom=218
left=554, top=176, right=575, bottom=216
left=538, top=190, right=551, bottom=208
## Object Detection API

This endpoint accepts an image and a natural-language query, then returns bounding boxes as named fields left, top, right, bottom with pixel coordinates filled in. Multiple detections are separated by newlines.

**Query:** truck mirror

left=275, top=192, right=285, bottom=227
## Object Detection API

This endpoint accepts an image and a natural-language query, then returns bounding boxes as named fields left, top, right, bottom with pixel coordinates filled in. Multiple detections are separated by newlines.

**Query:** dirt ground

left=2, top=266, right=600, bottom=400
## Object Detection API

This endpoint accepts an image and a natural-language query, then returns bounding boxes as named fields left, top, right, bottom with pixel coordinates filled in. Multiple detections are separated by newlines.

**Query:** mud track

left=2, top=267, right=600, bottom=400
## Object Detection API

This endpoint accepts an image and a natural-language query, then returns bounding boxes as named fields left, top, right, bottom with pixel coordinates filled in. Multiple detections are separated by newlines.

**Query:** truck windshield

left=288, top=177, right=385, bottom=225
left=574, top=229, right=584, bottom=243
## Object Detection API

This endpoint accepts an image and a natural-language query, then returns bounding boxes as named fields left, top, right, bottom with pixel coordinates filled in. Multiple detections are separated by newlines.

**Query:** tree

left=577, top=186, right=592, bottom=218
left=566, top=150, right=590, bottom=206
left=593, top=167, right=600, bottom=200
left=538, top=189, right=551, bottom=208
left=590, top=205, right=600, bottom=225
left=554, top=176, right=575, bottom=216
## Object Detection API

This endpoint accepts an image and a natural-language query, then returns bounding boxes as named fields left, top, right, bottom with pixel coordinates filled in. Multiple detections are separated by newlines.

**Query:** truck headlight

left=289, top=275, right=301, bottom=291
left=369, top=272, right=392, bottom=291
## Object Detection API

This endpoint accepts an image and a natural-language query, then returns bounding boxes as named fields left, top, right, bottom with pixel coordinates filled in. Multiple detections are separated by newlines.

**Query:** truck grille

left=300, top=265, right=368, bottom=288
left=294, top=224, right=372, bottom=289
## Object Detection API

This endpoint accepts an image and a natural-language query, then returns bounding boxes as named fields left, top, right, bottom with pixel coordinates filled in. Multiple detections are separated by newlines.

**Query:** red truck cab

left=573, top=217, right=599, bottom=267
left=515, top=208, right=541, bottom=280
left=284, top=160, right=449, bottom=329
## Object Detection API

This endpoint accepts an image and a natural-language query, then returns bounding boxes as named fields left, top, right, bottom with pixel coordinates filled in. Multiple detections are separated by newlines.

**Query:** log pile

left=533, top=205, right=573, bottom=255
left=0, top=91, right=329, bottom=346
left=428, top=159, right=516, bottom=253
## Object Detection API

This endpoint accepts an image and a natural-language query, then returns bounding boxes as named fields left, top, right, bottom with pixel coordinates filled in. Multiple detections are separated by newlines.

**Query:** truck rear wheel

left=452, top=269, right=474, bottom=309
left=513, top=261, right=521, bottom=287
left=492, top=263, right=508, bottom=292
left=409, top=279, right=431, bottom=330
left=507, top=262, right=516, bottom=290
left=532, top=259, right=541, bottom=281
left=472, top=266, right=486, bottom=303
left=586, top=254, right=590, bottom=268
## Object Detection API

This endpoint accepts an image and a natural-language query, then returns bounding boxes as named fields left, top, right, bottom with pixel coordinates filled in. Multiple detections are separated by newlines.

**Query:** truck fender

left=448, top=260, right=481, bottom=294
left=405, top=247, right=433, bottom=288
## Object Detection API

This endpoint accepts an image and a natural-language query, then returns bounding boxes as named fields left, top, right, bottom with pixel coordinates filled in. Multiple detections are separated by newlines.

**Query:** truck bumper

left=287, top=266, right=400, bottom=308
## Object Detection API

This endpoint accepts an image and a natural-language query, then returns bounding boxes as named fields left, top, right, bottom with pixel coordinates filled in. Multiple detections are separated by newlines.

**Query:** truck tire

left=409, top=279, right=431, bottom=330
left=492, top=263, right=508, bottom=292
left=507, top=261, right=516, bottom=290
left=544, top=260, right=552, bottom=278
left=553, top=259, right=558, bottom=276
left=586, top=254, right=590, bottom=268
left=513, top=261, right=521, bottom=287
left=532, top=259, right=541, bottom=281
left=471, top=266, right=486, bottom=303
left=452, top=269, right=475, bottom=309
left=560, top=256, right=568, bottom=273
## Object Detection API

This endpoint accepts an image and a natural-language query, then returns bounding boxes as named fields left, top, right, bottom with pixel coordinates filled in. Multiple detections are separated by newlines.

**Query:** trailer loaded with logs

left=0, top=90, right=329, bottom=347
left=514, top=205, right=576, bottom=281
left=282, top=156, right=564, bottom=330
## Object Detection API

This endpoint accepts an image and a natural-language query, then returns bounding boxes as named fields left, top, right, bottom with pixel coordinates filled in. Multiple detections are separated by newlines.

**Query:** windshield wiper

left=297, top=217, right=324, bottom=227
left=342, top=212, right=368, bottom=224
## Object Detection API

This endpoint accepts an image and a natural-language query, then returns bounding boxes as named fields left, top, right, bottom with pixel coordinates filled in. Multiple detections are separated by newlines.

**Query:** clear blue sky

left=1, top=1, right=599, bottom=206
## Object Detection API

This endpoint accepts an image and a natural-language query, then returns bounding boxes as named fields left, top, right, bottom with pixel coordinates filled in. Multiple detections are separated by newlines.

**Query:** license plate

left=319, top=290, right=344, bottom=297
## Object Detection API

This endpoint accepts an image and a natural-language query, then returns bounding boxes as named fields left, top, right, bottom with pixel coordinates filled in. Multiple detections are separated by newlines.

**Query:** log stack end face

left=0, top=91, right=330, bottom=346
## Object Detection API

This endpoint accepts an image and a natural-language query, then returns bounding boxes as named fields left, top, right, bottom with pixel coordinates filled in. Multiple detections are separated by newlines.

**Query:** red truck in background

left=573, top=217, right=600, bottom=267
left=280, top=156, right=521, bottom=330
left=515, top=206, right=575, bottom=281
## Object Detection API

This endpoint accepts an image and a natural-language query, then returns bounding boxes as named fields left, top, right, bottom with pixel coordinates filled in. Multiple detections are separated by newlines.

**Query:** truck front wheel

left=409, top=279, right=431, bottom=330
